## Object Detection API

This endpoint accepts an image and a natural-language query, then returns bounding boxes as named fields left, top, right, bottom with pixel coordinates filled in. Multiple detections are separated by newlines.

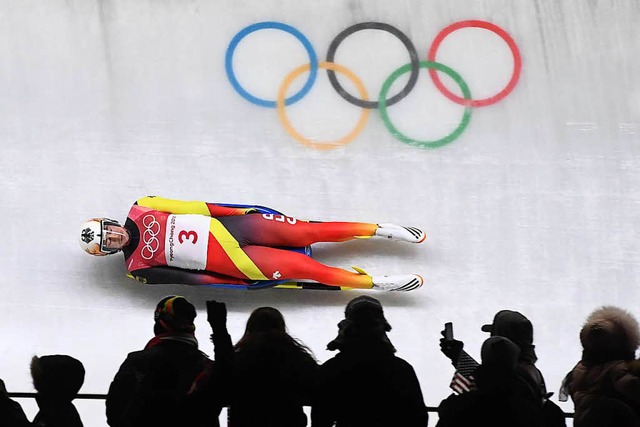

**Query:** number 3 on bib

left=178, top=230, right=198, bottom=244
left=165, top=215, right=209, bottom=269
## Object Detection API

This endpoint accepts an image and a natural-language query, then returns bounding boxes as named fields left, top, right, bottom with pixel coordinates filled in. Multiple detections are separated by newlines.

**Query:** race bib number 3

left=165, top=214, right=210, bottom=270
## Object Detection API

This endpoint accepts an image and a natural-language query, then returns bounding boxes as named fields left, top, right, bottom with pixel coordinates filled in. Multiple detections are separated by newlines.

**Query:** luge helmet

left=79, top=218, right=123, bottom=256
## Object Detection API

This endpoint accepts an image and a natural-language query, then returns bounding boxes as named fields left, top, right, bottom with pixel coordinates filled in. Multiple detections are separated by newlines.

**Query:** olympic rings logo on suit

left=226, top=20, right=522, bottom=150
left=141, top=214, right=161, bottom=260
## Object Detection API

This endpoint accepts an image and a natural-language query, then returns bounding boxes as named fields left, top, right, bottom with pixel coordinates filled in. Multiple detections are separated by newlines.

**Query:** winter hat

left=327, top=295, right=394, bottom=352
left=30, top=355, right=85, bottom=401
left=154, top=295, right=196, bottom=334
left=344, top=295, right=392, bottom=331
left=580, top=305, right=640, bottom=364
left=481, top=310, right=534, bottom=347
left=480, top=336, right=521, bottom=370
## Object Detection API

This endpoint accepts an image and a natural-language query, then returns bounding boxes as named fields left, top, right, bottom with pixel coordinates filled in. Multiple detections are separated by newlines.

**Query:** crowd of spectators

left=2, top=296, right=640, bottom=426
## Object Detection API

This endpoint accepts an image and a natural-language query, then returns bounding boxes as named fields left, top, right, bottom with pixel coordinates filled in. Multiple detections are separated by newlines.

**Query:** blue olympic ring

left=225, top=22, right=319, bottom=108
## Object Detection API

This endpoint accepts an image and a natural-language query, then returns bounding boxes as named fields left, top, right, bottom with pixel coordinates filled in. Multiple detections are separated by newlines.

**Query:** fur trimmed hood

left=31, top=355, right=85, bottom=401
left=580, top=306, right=640, bottom=364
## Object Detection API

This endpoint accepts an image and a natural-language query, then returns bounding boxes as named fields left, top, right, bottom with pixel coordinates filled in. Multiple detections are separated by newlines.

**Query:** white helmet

left=79, top=218, right=123, bottom=256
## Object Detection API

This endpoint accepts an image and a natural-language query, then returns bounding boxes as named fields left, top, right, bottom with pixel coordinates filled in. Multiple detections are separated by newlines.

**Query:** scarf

left=144, top=332, right=199, bottom=350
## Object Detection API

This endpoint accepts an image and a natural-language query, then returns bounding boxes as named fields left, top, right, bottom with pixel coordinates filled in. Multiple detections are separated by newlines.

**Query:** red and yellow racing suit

left=122, top=196, right=377, bottom=289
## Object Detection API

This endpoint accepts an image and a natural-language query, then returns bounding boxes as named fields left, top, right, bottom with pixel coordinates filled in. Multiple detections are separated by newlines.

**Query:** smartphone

left=443, top=322, right=454, bottom=340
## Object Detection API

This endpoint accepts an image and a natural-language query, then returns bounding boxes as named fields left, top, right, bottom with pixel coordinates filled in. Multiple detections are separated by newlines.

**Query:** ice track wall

left=1, top=1, right=639, bottom=425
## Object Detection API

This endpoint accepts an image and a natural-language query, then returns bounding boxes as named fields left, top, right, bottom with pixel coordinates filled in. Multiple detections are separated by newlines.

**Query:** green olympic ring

left=379, top=61, right=472, bottom=149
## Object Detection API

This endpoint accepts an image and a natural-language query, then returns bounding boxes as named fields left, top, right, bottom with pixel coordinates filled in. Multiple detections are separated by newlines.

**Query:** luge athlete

left=79, top=196, right=425, bottom=291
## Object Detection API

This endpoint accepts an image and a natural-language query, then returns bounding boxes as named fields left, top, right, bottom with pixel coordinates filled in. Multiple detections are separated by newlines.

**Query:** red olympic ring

left=428, top=20, right=522, bottom=107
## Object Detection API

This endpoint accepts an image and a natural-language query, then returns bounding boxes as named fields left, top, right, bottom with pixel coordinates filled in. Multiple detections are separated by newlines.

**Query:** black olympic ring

left=326, top=22, right=420, bottom=109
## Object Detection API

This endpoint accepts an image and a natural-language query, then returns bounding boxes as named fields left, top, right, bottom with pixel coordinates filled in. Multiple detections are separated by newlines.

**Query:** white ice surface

left=1, top=1, right=640, bottom=425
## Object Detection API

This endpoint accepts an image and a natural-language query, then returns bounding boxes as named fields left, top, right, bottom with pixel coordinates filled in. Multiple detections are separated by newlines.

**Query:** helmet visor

left=100, top=220, right=125, bottom=254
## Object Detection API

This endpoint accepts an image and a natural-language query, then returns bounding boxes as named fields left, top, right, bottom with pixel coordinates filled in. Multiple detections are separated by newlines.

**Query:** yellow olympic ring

left=277, top=61, right=370, bottom=150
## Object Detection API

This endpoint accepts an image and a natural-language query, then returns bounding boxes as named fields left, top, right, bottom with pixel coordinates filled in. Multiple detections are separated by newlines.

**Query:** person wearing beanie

left=562, top=306, right=640, bottom=426
left=437, top=336, right=546, bottom=427
left=106, top=295, right=215, bottom=427
left=312, top=295, right=429, bottom=427
left=30, top=354, right=85, bottom=427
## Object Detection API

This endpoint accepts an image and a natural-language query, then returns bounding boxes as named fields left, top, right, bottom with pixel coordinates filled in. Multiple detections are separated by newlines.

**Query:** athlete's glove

left=206, top=300, right=227, bottom=334
left=440, top=332, right=464, bottom=366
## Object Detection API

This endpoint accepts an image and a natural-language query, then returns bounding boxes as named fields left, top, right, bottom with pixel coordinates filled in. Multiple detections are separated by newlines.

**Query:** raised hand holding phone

left=440, top=322, right=463, bottom=364
left=443, top=322, right=454, bottom=340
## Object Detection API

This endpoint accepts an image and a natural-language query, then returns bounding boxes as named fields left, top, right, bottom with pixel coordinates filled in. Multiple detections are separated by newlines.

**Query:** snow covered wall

left=1, top=0, right=639, bottom=424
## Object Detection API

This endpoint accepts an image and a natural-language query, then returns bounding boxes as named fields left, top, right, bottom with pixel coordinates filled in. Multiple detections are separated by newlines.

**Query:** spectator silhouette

left=481, top=311, right=546, bottom=397
left=0, top=378, right=30, bottom=427
left=30, top=354, right=85, bottom=427
left=561, top=305, right=640, bottom=426
left=440, top=309, right=565, bottom=426
left=437, top=336, right=545, bottom=427
left=576, top=396, right=640, bottom=427
left=441, top=310, right=549, bottom=400
left=106, top=295, right=215, bottom=427
left=311, top=295, right=429, bottom=427
left=199, top=301, right=318, bottom=427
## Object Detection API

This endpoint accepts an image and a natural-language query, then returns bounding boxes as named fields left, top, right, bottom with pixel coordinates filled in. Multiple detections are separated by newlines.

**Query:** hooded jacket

left=30, top=355, right=85, bottom=427
left=567, top=306, right=640, bottom=425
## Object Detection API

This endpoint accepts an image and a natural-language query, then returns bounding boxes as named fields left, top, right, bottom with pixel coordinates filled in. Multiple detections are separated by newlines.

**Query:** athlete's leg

left=204, top=224, right=372, bottom=288
left=242, top=246, right=373, bottom=288
left=239, top=246, right=423, bottom=291
left=218, top=214, right=377, bottom=247
left=205, top=217, right=424, bottom=291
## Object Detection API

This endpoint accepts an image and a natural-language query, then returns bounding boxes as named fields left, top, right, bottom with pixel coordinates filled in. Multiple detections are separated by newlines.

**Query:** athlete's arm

left=128, top=266, right=251, bottom=286
left=135, top=196, right=256, bottom=216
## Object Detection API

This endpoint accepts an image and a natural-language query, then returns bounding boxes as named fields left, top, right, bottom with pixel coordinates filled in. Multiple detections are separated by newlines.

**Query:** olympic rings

left=277, top=62, right=370, bottom=150
left=141, top=214, right=160, bottom=260
left=226, top=20, right=521, bottom=149
left=427, top=20, right=522, bottom=107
